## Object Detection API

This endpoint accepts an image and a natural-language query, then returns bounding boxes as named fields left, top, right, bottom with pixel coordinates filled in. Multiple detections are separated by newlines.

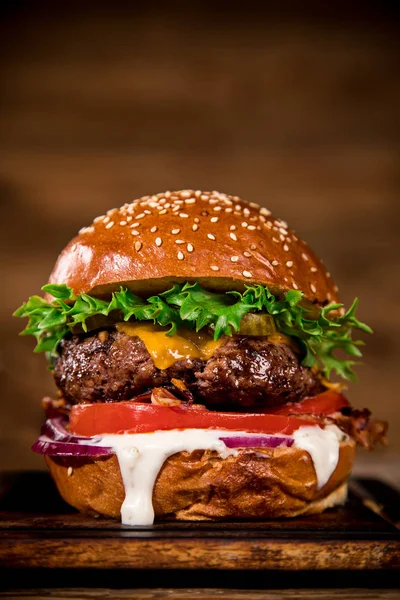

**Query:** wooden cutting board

left=0, top=471, right=399, bottom=571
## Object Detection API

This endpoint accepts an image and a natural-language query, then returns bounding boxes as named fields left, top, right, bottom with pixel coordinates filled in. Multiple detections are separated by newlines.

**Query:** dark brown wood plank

left=1, top=536, right=399, bottom=571
left=0, top=471, right=399, bottom=571
left=1, top=589, right=400, bottom=600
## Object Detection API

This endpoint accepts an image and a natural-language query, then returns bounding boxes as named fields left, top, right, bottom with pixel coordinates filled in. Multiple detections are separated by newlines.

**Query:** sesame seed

left=175, top=239, right=185, bottom=244
left=213, top=206, right=222, bottom=212
left=179, top=213, right=189, bottom=218
left=135, top=241, right=142, bottom=252
left=310, top=284, right=317, bottom=294
left=230, top=256, right=239, bottom=262
left=230, top=232, right=237, bottom=241
left=103, top=216, right=110, bottom=224
left=187, top=243, right=194, bottom=252
left=185, top=198, right=196, bottom=204
left=334, top=285, right=339, bottom=293
left=279, top=228, right=287, bottom=235
left=293, top=283, right=299, bottom=290
left=159, top=209, right=167, bottom=215
left=126, top=216, right=133, bottom=222
left=279, top=234, right=285, bottom=241
left=235, top=204, right=241, bottom=211
left=250, top=244, right=257, bottom=250
left=310, top=267, right=318, bottom=273
left=260, top=207, right=272, bottom=216
left=67, top=467, right=73, bottom=477
left=94, top=215, right=104, bottom=223
left=177, top=251, right=184, bottom=260
left=105, top=221, right=114, bottom=229
left=210, top=216, right=219, bottom=223
left=172, top=206, right=180, bottom=212
left=150, top=226, right=158, bottom=233
left=180, top=191, right=192, bottom=199
left=225, top=207, right=233, bottom=213
left=210, top=265, right=219, bottom=271
left=207, top=233, right=216, bottom=240
left=149, top=201, right=158, bottom=208
left=259, top=215, right=266, bottom=223
left=243, top=208, right=250, bottom=217
left=194, top=217, right=200, bottom=223
left=192, top=224, right=199, bottom=231
left=171, top=228, right=180, bottom=234
left=243, top=270, right=253, bottom=278
left=144, top=209, right=151, bottom=215
left=164, top=203, right=171, bottom=209
left=272, top=260, right=279, bottom=266
left=209, top=199, right=218, bottom=205
left=130, top=222, right=140, bottom=228
left=155, top=237, right=162, bottom=247
left=120, top=220, right=127, bottom=226
left=242, top=222, right=248, bottom=228
left=136, top=213, right=145, bottom=219
left=243, top=251, right=251, bottom=257
left=302, top=253, right=309, bottom=261
left=79, top=226, right=94, bottom=234
left=201, top=194, right=209, bottom=201
left=249, top=202, right=259, bottom=209
left=249, top=216, right=257, bottom=222
left=283, top=244, right=289, bottom=252
left=131, top=229, right=140, bottom=236
left=247, top=225, right=256, bottom=231
left=230, top=225, right=237, bottom=231
left=286, top=261, right=293, bottom=267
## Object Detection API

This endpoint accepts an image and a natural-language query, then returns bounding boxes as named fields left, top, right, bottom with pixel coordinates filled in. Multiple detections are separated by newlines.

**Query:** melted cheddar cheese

left=117, top=322, right=297, bottom=370
left=116, top=322, right=223, bottom=369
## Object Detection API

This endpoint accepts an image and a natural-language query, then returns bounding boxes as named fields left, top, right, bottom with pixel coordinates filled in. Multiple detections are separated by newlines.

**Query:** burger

left=14, top=189, right=387, bottom=525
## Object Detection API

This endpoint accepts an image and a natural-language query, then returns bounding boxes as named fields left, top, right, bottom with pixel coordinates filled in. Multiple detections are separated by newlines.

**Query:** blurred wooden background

left=1, top=3, right=399, bottom=472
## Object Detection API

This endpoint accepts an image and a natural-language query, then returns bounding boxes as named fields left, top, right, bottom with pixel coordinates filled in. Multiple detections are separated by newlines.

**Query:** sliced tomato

left=268, top=390, right=349, bottom=416
left=70, top=402, right=319, bottom=437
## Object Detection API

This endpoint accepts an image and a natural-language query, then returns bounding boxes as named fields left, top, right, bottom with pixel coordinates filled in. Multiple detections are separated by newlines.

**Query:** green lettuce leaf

left=14, top=282, right=372, bottom=381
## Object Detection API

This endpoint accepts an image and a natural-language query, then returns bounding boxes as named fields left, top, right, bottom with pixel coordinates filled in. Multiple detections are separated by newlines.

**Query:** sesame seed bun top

left=48, top=189, right=339, bottom=305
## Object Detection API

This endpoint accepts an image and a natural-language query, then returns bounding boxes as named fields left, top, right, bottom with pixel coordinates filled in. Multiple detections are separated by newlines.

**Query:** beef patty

left=54, top=329, right=323, bottom=409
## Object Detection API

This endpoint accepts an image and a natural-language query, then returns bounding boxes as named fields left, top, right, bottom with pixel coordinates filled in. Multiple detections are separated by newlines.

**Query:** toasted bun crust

left=45, top=440, right=355, bottom=521
left=48, top=190, right=339, bottom=305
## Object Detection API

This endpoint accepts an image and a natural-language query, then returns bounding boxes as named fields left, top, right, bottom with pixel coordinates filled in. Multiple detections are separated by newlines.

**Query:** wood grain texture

left=2, top=590, right=400, bottom=600
left=0, top=472, right=399, bottom=571
left=1, top=537, right=399, bottom=571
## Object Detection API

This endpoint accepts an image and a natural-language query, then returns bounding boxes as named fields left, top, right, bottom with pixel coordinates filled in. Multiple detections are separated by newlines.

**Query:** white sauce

left=94, top=426, right=343, bottom=526
left=293, top=425, right=343, bottom=490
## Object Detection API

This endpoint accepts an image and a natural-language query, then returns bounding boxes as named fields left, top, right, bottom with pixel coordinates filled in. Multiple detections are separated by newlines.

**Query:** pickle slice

left=237, top=313, right=276, bottom=336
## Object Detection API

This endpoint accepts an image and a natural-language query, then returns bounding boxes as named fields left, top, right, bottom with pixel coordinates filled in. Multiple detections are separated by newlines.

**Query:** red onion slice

left=32, top=436, right=113, bottom=457
left=41, top=416, right=103, bottom=444
left=219, top=435, right=294, bottom=448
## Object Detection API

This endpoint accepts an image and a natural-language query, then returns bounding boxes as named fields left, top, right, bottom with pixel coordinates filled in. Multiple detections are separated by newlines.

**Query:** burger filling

left=15, top=280, right=385, bottom=435
left=16, top=280, right=388, bottom=526
left=54, top=327, right=324, bottom=409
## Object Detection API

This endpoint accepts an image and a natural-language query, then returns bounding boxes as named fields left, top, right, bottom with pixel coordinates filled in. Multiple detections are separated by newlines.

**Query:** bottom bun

left=45, top=440, right=355, bottom=521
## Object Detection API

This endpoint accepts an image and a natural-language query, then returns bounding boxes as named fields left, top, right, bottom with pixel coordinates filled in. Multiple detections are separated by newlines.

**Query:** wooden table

left=1, top=471, right=399, bottom=599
